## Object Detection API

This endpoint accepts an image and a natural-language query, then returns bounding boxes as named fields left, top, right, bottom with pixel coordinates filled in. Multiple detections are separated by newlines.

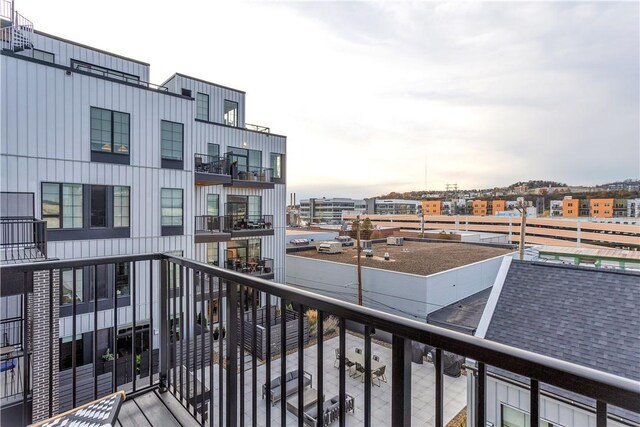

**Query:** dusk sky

left=21, top=1, right=639, bottom=200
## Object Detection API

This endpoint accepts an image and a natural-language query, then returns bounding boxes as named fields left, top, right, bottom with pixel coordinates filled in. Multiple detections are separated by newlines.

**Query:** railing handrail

left=0, top=253, right=638, bottom=414
left=70, top=61, right=168, bottom=92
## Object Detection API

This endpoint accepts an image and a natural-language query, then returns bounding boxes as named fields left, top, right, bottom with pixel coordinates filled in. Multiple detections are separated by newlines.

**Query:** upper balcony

left=0, top=254, right=637, bottom=427
left=0, top=218, right=47, bottom=263
left=194, top=154, right=232, bottom=186
left=194, top=154, right=275, bottom=189
left=222, top=214, right=274, bottom=238
left=193, top=215, right=231, bottom=244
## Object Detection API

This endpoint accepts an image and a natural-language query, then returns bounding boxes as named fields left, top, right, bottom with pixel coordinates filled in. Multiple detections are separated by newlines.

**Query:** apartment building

left=299, top=197, right=365, bottom=224
left=550, top=200, right=563, bottom=217
left=0, top=10, right=286, bottom=416
left=472, top=200, right=488, bottom=216
left=422, top=200, right=442, bottom=216
left=563, top=197, right=580, bottom=217
left=589, top=198, right=614, bottom=218
left=491, top=200, right=506, bottom=215
left=628, top=198, right=640, bottom=218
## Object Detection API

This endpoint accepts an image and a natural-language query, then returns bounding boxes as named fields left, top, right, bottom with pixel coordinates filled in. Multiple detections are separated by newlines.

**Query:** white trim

left=475, top=256, right=512, bottom=339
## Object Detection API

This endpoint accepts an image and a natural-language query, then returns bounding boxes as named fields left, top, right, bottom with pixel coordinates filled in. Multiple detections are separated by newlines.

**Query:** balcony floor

left=117, top=388, right=199, bottom=427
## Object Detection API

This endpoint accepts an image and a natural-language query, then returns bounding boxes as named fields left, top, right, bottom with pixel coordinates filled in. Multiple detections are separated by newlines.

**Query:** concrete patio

left=194, top=332, right=467, bottom=426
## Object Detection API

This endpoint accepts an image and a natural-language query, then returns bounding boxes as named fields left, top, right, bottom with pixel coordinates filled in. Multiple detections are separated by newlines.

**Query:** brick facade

left=31, top=269, right=60, bottom=422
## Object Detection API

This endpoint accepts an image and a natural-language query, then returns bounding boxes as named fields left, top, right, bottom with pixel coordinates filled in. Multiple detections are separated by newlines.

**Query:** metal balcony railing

left=222, top=214, right=274, bottom=232
left=194, top=154, right=228, bottom=176
left=0, top=254, right=637, bottom=426
left=194, top=215, right=223, bottom=234
left=245, top=123, right=270, bottom=133
left=232, top=166, right=274, bottom=183
left=0, top=218, right=47, bottom=263
left=223, top=256, right=273, bottom=276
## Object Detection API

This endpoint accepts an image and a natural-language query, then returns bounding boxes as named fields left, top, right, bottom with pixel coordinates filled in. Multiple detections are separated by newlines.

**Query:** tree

left=361, top=218, right=374, bottom=240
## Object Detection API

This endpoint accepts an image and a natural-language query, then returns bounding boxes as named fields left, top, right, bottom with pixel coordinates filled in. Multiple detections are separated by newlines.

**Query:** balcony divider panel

left=530, top=378, right=539, bottom=427
left=435, top=348, right=444, bottom=427
left=131, top=261, right=137, bottom=393
left=200, top=272, right=206, bottom=425
left=339, top=318, right=346, bottom=427
left=239, top=284, right=245, bottom=426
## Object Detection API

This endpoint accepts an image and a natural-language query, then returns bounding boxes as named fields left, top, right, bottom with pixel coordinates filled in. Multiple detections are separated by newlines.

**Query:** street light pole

left=356, top=215, right=362, bottom=305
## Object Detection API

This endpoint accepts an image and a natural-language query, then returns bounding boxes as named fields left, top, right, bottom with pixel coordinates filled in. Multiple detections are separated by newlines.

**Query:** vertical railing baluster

left=72, top=267, right=77, bottom=407
left=265, top=294, right=272, bottom=427
left=280, top=298, right=287, bottom=427
left=240, top=285, right=245, bottom=426
left=530, top=379, right=539, bottom=427
left=159, top=259, right=169, bottom=392
left=226, top=281, right=239, bottom=427
left=172, top=263, right=177, bottom=394
left=364, top=325, right=372, bottom=427
left=219, top=279, right=224, bottom=427
left=391, top=335, right=411, bottom=426
left=339, top=318, right=346, bottom=427
left=180, top=265, right=185, bottom=404
left=476, top=362, right=486, bottom=427
left=186, top=266, right=191, bottom=412
left=252, top=289, right=257, bottom=427
left=149, top=260, right=153, bottom=386
left=435, top=348, right=444, bottom=427
left=596, top=400, right=607, bottom=427
left=209, top=274, right=215, bottom=427
left=93, top=266, right=98, bottom=400
left=193, top=270, right=198, bottom=418
left=297, top=304, right=304, bottom=427
left=200, top=272, right=206, bottom=425
left=131, top=261, right=137, bottom=393
left=316, top=310, right=323, bottom=427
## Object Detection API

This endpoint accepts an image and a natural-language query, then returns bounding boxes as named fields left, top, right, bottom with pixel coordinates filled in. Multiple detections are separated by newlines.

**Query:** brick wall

left=31, top=269, right=60, bottom=422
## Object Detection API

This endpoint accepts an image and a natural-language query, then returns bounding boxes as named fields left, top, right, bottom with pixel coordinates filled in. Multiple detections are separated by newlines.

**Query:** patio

left=196, top=332, right=467, bottom=426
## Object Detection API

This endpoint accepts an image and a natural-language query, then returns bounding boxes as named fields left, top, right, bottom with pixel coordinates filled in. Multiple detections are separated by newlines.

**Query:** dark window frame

left=160, top=120, right=185, bottom=169
left=223, top=99, right=239, bottom=127
left=161, top=188, right=184, bottom=236
left=90, top=107, right=131, bottom=165
left=196, top=92, right=210, bottom=121
left=33, top=48, right=55, bottom=63
left=270, top=152, right=285, bottom=183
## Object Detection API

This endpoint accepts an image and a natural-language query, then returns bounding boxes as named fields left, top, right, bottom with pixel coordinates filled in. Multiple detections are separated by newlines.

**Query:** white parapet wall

left=286, top=253, right=510, bottom=322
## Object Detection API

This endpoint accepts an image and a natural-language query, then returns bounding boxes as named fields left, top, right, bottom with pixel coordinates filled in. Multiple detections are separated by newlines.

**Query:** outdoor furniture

left=373, top=354, right=380, bottom=362
left=350, top=362, right=365, bottom=379
left=262, top=370, right=312, bottom=406
left=302, top=394, right=355, bottom=426
left=286, top=387, right=321, bottom=416
left=334, top=348, right=354, bottom=370
left=372, top=365, right=387, bottom=386
left=346, top=351, right=385, bottom=382
left=355, top=348, right=362, bottom=355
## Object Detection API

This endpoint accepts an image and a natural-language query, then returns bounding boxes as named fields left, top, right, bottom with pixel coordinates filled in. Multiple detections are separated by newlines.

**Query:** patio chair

left=355, top=348, right=362, bottom=355
left=372, top=365, right=387, bottom=386
left=351, top=362, right=365, bottom=379
left=373, top=354, right=380, bottom=362
left=195, top=156, right=203, bottom=172
left=334, top=348, right=354, bottom=370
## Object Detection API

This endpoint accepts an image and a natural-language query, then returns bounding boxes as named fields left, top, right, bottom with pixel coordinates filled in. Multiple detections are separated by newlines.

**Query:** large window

left=270, top=153, right=283, bottom=180
left=33, top=49, right=54, bottom=63
left=114, top=186, right=130, bottom=227
left=207, top=243, right=219, bottom=266
left=196, top=93, right=209, bottom=121
left=115, top=262, right=130, bottom=297
left=161, top=120, right=184, bottom=161
left=207, top=194, right=219, bottom=216
left=161, top=188, right=183, bottom=226
left=207, top=143, right=219, bottom=159
left=91, top=107, right=130, bottom=154
left=59, top=334, right=84, bottom=370
left=224, top=100, right=238, bottom=126
left=227, top=147, right=261, bottom=174
left=42, top=183, right=83, bottom=229
left=61, top=268, right=83, bottom=304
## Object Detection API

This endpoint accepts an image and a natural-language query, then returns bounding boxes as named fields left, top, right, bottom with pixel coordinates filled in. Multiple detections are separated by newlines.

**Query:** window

left=33, top=49, right=54, bottom=63
left=42, top=183, right=83, bottom=229
left=501, top=405, right=554, bottom=427
left=61, top=268, right=83, bottom=304
left=166, top=250, right=183, bottom=289
left=115, top=262, right=130, bottom=296
left=114, top=186, right=130, bottom=227
left=227, top=147, right=261, bottom=173
left=196, top=93, right=209, bottom=121
left=224, top=100, right=238, bottom=126
left=248, top=195, right=262, bottom=219
left=161, top=120, right=184, bottom=161
left=207, top=143, right=219, bottom=159
left=207, top=194, right=219, bottom=216
left=161, top=188, right=183, bottom=226
left=90, top=185, right=107, bottom=227
left=271, top=153, right=283, bottom=180
left=59, top=334, right=84, bottom=370
left=207, top=243, right=219, bottom=266
left=90, top=107, right=130, bottom=154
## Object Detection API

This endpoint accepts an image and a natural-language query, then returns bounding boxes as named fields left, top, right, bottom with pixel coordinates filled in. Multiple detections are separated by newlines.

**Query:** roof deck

left=292, top=241, right=513, bottom=276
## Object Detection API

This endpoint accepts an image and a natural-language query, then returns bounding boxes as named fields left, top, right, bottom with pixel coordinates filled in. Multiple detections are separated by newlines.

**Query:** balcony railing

left=245, top=123, right=271, bottom=133
left=222, top=214, right=274, bottom=232
left=0, top=254, right=638, bottom=426
left=233, top=166, right=274, bottom=184
left=194, top=154, right=228, bottom=176
left=194, top=215, right=223, bottom=234
left=0, top=218, right=47, bottom=263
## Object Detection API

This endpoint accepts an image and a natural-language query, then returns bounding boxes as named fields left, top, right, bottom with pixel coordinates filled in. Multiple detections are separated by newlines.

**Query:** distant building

left=422, top=200, right=442, bottom=216
left=365, top=198, right=421, bottom=215
left=472, top=200, right=488, bottom=216
left=589, top=198, right=614, bottom=218
left=628, top=198, right=640, bottom=218
left=563, top=197, right=580, bottom=217
left=299, top=197, right=365, bottom=224
left=550, top=200, right=563, bottom=217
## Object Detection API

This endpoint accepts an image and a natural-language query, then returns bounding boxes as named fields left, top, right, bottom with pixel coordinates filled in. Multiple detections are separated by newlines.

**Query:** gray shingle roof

left=428, top=287, right=491, bottom=335
left=484, top=260, right=640, bottom=421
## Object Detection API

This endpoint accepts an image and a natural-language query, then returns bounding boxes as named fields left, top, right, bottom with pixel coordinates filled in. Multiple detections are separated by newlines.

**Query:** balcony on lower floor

left=224, top=166, right=275, bottom=190
left=194, top=154, right=232, bottom=186
left=194, top=215, right=231, bottom=243
left=223, top=256, right=274, bottom=279
left=0, top=254, right=637, bottom=427
left=222, top=215, right=274, bottom=238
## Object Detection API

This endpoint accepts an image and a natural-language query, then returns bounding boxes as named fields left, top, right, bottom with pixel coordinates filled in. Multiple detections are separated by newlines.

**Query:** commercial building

left=365, top=198, right=422, bottom=215
left=299, top=197, right=365, bottom=224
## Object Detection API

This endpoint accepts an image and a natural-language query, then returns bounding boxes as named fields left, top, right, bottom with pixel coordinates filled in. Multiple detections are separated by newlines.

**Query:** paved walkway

left=196, top=333, right=467, bottom=426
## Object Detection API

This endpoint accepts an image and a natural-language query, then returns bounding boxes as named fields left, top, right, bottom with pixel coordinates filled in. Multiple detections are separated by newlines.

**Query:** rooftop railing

left=0, top=254, right=637, bottom=426
left=245, top=123, right=271, bottom=133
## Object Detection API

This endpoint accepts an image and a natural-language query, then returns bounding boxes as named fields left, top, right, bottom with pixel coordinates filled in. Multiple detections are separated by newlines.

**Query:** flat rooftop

left=292, top=241, right=513, bottom=276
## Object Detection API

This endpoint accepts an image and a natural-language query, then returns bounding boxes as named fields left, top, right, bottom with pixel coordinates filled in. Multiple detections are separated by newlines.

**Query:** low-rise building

left=550, top=200, right=563, bottom=217
left=628, top=198, right=640, bottom=218
left=422, top=200, right=442, bottom=216
left=366, top=198, right=422, bottom=215
left=299, top=197, right=365, bottom=224
left=590, top=198, right=614, bottom=218
left=473, top=200, right=488, bottom=216
left=563, top=197, right=580, bottom=217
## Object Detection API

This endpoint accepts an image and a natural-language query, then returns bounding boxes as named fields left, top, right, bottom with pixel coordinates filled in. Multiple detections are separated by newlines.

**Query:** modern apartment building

left=563, top=197, right=580, bottom=217
left=589, top=198, right=614, bottom=218
left=550, top=200, right=563, bottom=217
left=1, top=7, right=286, bottom=418
left=299, top=197, right=365, bottom=224
left=472, top=200, right=488, bottom=216
left=422, top=200, right=442, bottom=216
left=628, top=198, right=640, bottom=218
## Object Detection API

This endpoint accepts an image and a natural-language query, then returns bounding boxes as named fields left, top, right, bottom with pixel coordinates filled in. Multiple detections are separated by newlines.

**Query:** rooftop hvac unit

left=317, top=241, right=343, bottom=254
left=360, top=240, right=373, bottom=250
left=387, top=236, right=404, bottom=246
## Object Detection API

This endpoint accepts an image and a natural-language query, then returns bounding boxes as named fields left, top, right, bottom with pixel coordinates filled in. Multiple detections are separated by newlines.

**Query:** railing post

left=159, top=259, right=169, bottom=392
left=391, top=335, right=411, bottom=426
left=226, top=281, right=239, bottom=427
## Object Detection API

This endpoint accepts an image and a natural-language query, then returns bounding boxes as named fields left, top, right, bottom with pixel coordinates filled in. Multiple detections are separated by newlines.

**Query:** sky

left=19, top=1, right=640, bottom=200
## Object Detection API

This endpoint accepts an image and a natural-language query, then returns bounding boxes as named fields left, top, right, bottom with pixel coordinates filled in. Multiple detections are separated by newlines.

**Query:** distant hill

left=507, top=180, right=567, bottom=189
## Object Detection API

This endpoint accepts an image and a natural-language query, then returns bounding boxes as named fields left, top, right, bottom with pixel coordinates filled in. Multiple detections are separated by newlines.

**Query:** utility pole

left=515, top=203, right=527, bottom=260
left=356, top=215, right=362, bottom=305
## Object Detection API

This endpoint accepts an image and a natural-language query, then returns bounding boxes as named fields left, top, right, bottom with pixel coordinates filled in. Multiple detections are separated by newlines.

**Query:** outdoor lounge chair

left=261, top=370, right=312, bottom=406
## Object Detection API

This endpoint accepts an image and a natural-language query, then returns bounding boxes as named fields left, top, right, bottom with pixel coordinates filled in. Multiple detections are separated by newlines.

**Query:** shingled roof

left=484, top=260, right=640, bottom=421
